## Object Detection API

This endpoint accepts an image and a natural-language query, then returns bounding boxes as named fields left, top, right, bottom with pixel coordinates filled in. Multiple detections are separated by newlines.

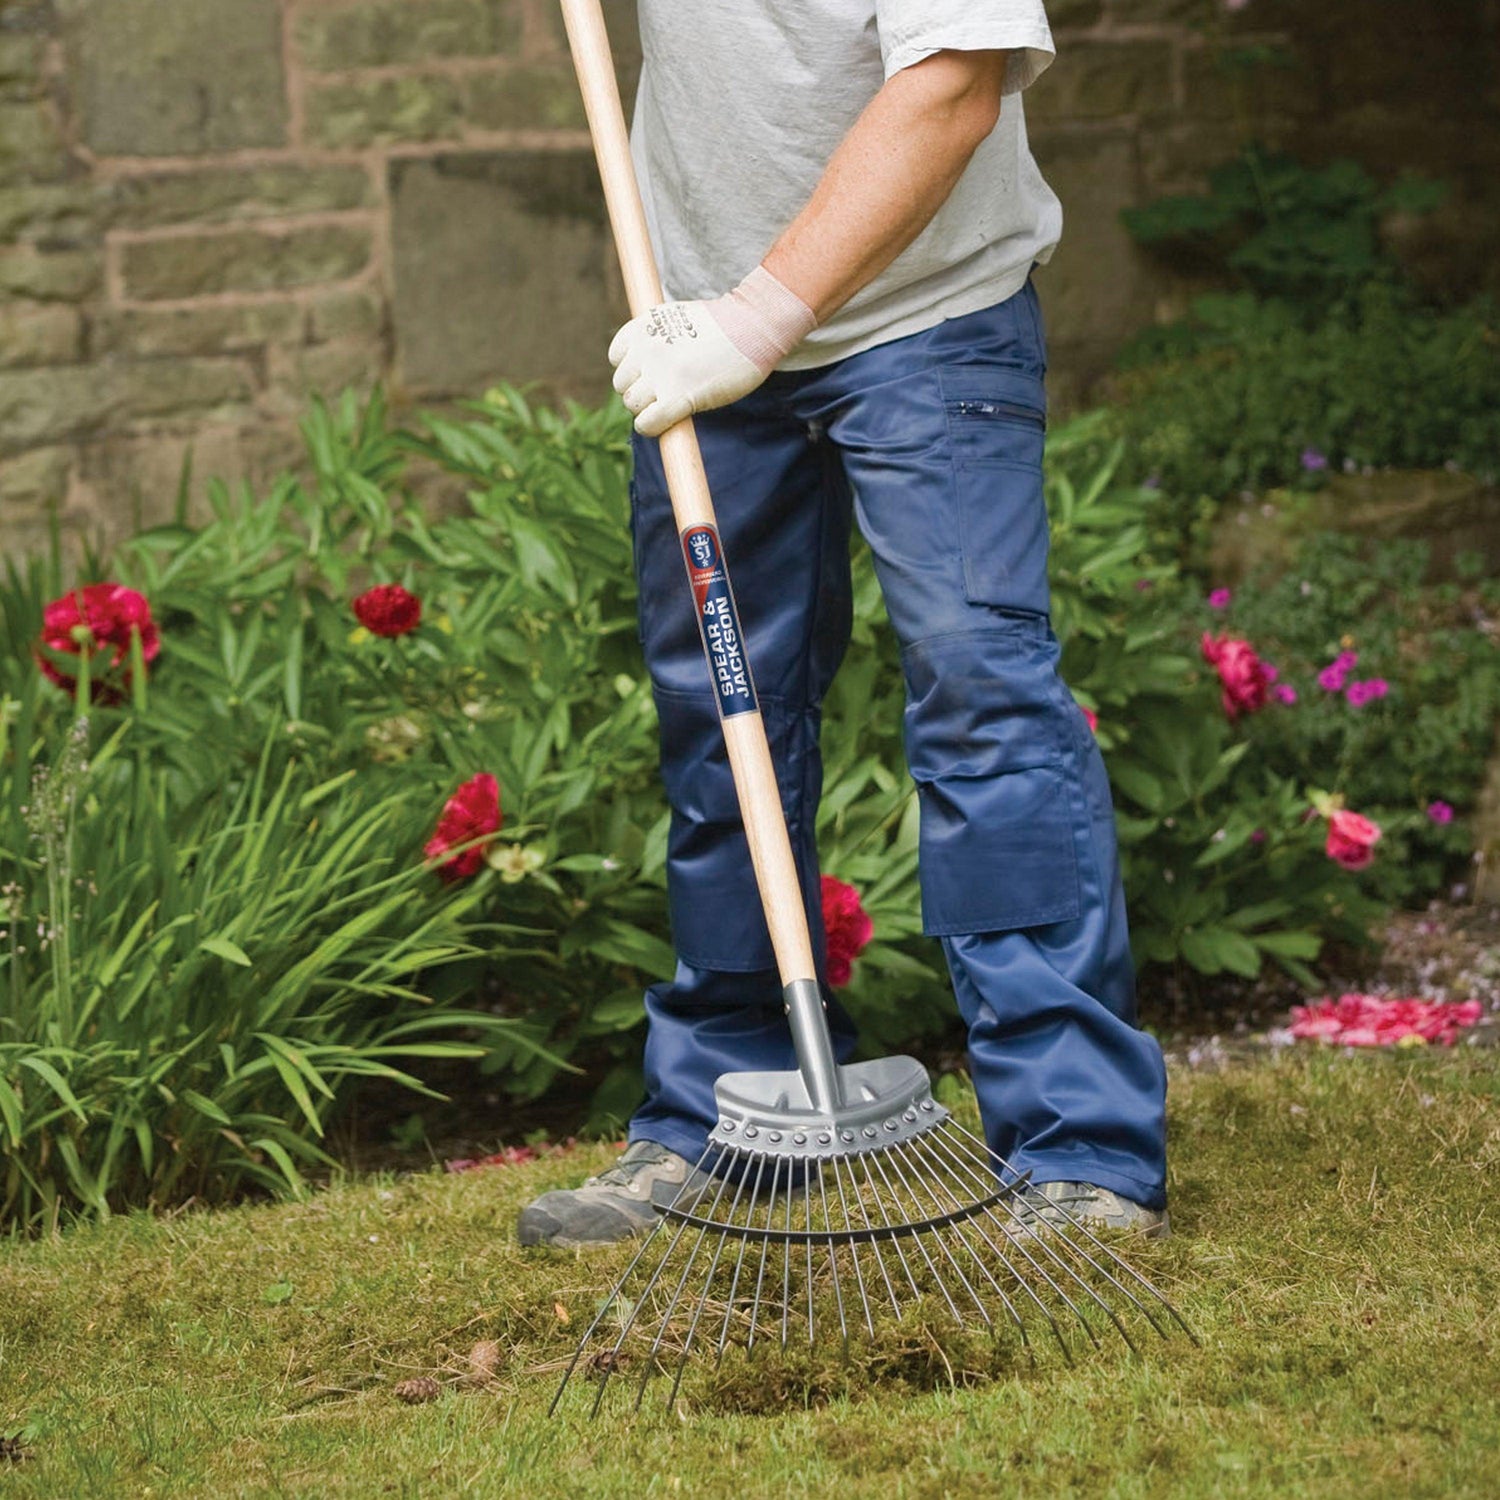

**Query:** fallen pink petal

left=1289, top=994, right=1484, bottom=1047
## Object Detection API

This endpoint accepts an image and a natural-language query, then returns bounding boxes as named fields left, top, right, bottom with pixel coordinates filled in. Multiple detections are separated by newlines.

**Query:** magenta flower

left=1301, top=447, right=1329, bottom=472
left=1273, top=683, right=1298, bottom=704
left=1208, top=588, right=1232, bottom=610
left=1427, top=800, right=1455, bottom=825
left=1335, top=650, right=1358, bottom=670
left=1318, top=664, right=1347, bottom=692
left=1345, top=679, right=1389, bottom=708
left=1250, top=828, right=1267, bottom=844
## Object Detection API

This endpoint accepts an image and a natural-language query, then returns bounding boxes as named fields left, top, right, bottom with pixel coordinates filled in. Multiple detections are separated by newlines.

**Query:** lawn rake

left=554, top=0, right=1196, bottom=1413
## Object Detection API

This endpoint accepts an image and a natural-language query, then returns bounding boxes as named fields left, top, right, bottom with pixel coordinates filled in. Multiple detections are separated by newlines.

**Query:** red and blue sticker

left=681, top=524, right=757, bottom=718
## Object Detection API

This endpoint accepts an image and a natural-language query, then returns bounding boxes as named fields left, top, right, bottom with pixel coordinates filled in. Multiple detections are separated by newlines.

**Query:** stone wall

left=2, top=0, right=1498, bottom=556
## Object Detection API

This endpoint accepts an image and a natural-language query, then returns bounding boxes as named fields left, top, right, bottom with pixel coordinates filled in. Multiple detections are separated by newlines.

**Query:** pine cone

left=393, top=1376, right=442, bottom=1404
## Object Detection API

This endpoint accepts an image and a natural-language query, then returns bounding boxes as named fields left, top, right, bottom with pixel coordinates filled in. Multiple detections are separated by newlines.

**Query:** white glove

left=609, top=266, right=816, bottom=437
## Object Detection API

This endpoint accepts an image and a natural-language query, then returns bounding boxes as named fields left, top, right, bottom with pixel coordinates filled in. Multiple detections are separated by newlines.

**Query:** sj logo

left=687, top=530, right=715, bottom=570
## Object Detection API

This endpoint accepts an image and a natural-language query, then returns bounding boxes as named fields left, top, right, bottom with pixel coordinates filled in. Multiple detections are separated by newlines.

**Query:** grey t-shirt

left=630, top=1, right=1062, bottom=370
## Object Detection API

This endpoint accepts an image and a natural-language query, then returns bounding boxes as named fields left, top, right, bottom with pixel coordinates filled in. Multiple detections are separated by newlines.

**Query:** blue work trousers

left=625, top=283, right=1168, bottom=1209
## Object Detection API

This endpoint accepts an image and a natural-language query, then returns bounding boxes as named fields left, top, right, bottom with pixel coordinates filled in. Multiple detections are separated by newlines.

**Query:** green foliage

left=1203, top=533, right=1500, bottom=905
left=1122, top=149, right=1446, bottom=308
left=1107, top=285, right=1500, bottom=510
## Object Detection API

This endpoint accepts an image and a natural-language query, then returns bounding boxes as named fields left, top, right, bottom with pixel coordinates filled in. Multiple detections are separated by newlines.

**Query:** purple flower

left=1250, top=828, right=1267, bottom=844
left=1318, top=664, right=1348, bottom=692
left=1427, top=800, right=1455, bottom=825
left=1301, top=447, right=1329, bottom=472
left=1135, top=578, right=1155, bottom=593
left=1273, top=683, right=1298, bottom=704
left=1335, top=650, right=1358, bottom=671
left=1346, top=678, right=1389, bottom=708
left=1208, top=588, right=1232, bottom=610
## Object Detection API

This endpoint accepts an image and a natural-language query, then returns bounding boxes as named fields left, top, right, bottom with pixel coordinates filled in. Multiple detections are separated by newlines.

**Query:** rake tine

left=816, top=1160, right=849, bottom=1349
left=550, top=1142, right=718, bottom=1416
left=882, top=1142, right=992, bottom=1327
left=716, top=1151, right=768, bottom=1361
left=633, top=1160, right=738, bottom=1413
left=804, top=1160, right=817, bottom=1347
left=927, top=1128, right=1129, bottom=1353
left=746, top=1155, right=782, bottom=1354
left=859, top=1153, right=925, bottom=1308
left=866, top=1147, right=967, bottom=1326
left=663, top=1151, right=752, bottom=1410
left=944, top=1124, right=1198, bottom=1346
left=838, top=1152, right=902, bottom=1320
left=781, top=1153, right=797, bottom=1349
left=937, top=1125, right=1183, bottom=1349
left=830, top=1153, right=877, bottom=1336
left=893, top=1138, right=1029, bottom=1347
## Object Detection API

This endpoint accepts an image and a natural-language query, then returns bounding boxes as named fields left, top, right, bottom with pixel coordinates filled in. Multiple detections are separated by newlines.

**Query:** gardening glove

left=608, top=266, right=816, bottom=437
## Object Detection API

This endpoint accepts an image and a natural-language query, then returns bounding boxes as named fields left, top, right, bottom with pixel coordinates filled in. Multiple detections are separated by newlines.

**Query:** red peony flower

left=1200, top=632, right=1274, bottom=721
left=1325, top=808, right=1381, bottom=871
left=820, top=874, right=873, bottom=988
left=424, top=773, right=501, bottom=882
left=353, top=583, right=422, bottom=637
left=1081, top=706, right=1099, bottom=734
left=36, top=583, right=160, bottom=702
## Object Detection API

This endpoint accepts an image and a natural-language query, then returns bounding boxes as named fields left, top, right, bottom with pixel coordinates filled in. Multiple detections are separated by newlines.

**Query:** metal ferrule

left=783, top=977, right=844, bottom=1113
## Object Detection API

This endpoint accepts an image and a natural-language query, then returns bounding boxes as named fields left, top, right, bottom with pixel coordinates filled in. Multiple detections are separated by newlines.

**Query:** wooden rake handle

left=559, top=0, right=819, bottom=990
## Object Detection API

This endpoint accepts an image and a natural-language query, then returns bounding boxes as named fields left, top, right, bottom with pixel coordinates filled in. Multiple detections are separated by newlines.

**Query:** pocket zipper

left=949, top=399, right=1046, bottom=426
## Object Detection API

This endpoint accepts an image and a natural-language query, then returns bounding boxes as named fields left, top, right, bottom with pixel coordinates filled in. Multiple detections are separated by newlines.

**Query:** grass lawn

left=2, top=1049, right=1497, bottom=1498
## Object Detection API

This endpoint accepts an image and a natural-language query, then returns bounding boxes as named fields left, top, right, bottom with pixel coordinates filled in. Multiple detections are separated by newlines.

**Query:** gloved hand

left=609, top=266, right=816, bottom=437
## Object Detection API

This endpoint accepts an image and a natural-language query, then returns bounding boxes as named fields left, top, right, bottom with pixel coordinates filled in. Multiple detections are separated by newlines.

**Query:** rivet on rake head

left=862, top=1126, right=877, bottom=1139
left=903, top=1109, right=917, bottom=1122
left=884, top=1119, right=898, bottom=1132
left=920, top=1100, right=935, bottom=1112
left=818, top=1132, right=832, bottom=1145
left=720, top=1120, right=736, bottom=1132
left=768, top=1131, right=783, bottom=1143
left=743, top=1126, right=759, bottom=1139
left=792, top=1133, right=806, bottom=1145
left=840, top=1130, right=855, bottom=1143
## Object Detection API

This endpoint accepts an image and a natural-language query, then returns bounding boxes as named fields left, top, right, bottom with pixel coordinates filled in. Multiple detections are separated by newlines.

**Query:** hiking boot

left=1007, top=1180, right=1170, bottom=1240
left=517, top=1140, right=700, bottom=1249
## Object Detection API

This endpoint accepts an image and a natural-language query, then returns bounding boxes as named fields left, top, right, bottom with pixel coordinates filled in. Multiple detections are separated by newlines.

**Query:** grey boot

left=517, top=1140, right=699, bottom=1248
left=1010, top=1181, right=1170, bottom=1240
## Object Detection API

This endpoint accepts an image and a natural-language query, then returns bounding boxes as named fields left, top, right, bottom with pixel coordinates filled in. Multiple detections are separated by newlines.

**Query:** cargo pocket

left=938, top=366, right=1049, bottom=616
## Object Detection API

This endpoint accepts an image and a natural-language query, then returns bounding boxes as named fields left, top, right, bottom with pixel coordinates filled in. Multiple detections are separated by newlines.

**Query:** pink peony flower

left=1273, top=683, right=1298, bottom=705
left=1427, top=800, right=1455, bottom=825
left=1081, top=706, right=1099, bottom=734
left=36, top=582, right=161, bottom=703
left=1325, top=808, right=1382, bottom=871
left=1208, top=588, right=1232, bottom=610
left=1289, top=993, right=1482, bottom=1047
left=1200, top=632, right=1274, bottom=720
left=353, top=583, right=422, bottom=637
left=821, top=875, right=874, bottom=988
left=424, top=773, right=502, bottom=882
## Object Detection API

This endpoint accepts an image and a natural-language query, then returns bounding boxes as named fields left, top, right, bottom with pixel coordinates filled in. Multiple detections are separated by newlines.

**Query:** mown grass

left=1, top=1049, right=1497, bottom=1498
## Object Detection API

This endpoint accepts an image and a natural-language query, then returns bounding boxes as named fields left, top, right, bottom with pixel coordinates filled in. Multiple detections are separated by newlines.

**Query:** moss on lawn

left=1, top=1049, right=1498, bottom=1497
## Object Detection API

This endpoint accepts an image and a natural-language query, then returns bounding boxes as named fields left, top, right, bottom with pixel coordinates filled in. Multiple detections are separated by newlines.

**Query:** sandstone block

left=0, top=100, right=72, bottom=183
left=389, top=150, right=617, bottom=398
left=0, top=358, right=258, bottom=455
left=68, top=0, right=287, bottom=155
left=0, top=300, right=82, bottom=367
left=1026, top=41, right=1175, bottom=122
left=294, top=0, right=519, bottom=70
left=119, top=224, right=372, bottom=301
left=0, top=444, right=73, bottom=522
left=0, top=34, right=43, bottom=98
left=107, top=164, right=374, bottom=231
left=308, top=288, right=385, bottom=343
left=92, top=302, right=303, bottom=360
left=0, top=245, right=102, bottom=300
left=266, top=337, right=384, bottom=409
left=466, top=67, right=587, bottom=131
left=1179, top=44, right=1315, bottom=123
left=0, top=181, right=98, bottom=241
left=304, top=75, right=464, bottom=149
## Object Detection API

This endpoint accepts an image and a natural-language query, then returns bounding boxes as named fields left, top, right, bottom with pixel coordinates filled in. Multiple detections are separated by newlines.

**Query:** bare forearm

left=762, top=50, right=1009, bottom=324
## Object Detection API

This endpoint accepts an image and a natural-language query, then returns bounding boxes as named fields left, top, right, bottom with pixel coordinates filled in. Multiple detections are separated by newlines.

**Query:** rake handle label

left=681, top=524, right=757, bottom=717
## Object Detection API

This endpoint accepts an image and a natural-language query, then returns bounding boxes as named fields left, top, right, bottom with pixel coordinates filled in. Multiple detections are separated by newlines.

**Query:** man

left=518, top=0, right=1169, bottom=1247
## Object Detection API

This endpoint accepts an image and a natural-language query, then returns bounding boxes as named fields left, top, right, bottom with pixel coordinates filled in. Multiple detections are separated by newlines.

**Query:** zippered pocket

left=948, top=399, right=1046, bottom=426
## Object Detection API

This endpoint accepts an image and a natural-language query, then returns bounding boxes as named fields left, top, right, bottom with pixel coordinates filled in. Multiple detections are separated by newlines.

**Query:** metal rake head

left=549, top=1062, right=1195, bottom=1415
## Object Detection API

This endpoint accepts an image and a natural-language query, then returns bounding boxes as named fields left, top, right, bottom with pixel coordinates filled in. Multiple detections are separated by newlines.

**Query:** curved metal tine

left=936, top=1127, right=1164, bottom=1350
left=866, top=1148, right=966, bottom=1325
left=550, top=1142, right=718, bottom=1417
left=858, top=1152, right=926, bottom=1308
left=897, top=1133, right=1070, bottom=1362
left=632, top=1159, right=738, bottom=1413
left=664, top=1149, right=754, bottom=1411
left=746, top=1155, right=783, bottom=1354
left=925, top=1128, right=1121, bottom=1353
left=716, top=1152, right=769, bottom=1361
left=815, top=1160, right=848, bottom=1349
left=804, top=1160, right=817, bottom=1347
left=837, top=1152, right=901, bottom=1321
left=880, top=1142, right=992, bottom=1327
left=781, top=1154, right=798, bottom=1349
left=890, top=1138, right=1031, bottom=1348
left=944, top=1122, right=1197, bottom=1345
left=829, top=1154, right=876, bottom=1336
